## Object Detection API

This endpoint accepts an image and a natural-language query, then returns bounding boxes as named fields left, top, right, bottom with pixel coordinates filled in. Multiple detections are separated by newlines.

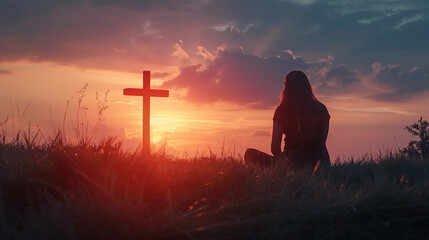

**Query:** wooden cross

left=123, top=71, right=169, bottom=155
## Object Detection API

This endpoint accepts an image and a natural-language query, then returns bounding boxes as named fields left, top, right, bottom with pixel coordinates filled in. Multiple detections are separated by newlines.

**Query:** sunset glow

left=1, top=0, right=428, bottom=160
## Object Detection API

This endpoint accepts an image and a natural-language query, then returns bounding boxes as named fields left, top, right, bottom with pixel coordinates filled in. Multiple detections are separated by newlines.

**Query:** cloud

left=212, top=22, right=235, bottom=32
left=230, top=26, right=241, bottom=34
left=0, top=0, right=428, bottom=80
left=163, top=49, right=335, bottom=108
left=197, top=46, right=216, bottom=61
left=142, top=20, right=161, bottom=36
left=0, top=1, right=200, bottom=72
left=172, top=41, right=189, bottom=59
left=394, top=14, right=424, bottom=29
left=331, top=106, right=414, bottom=115
left=325, top=65, right=359, bottom=85
left=152, top=72, right=170, bottom=78
left=0, top=69, right=12, bottom=75
left=313, top=64, right=364, bottom=95
left=250, top=130, right=271, bottom=137
left=163, top=46, right=429, bottom=106
left=368, top=63, right=429, bottom=102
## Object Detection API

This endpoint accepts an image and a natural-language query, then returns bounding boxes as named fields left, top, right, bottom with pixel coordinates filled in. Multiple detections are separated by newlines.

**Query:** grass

left=1, top=136, right=429, bottom=240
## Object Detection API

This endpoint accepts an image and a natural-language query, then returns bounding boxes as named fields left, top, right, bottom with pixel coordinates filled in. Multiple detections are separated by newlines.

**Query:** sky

left=1, top=0, right=429, bottom=160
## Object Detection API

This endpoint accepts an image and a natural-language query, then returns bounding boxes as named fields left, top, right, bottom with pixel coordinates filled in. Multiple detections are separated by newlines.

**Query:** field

left=1, top=137, right=429, bottom=239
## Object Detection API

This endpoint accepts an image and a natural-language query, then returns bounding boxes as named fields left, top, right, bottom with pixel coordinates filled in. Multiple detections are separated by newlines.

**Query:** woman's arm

left=321, top=120, right=330, bottom=164
left=271, top=121, right=283, bottom=157
left=321, top=120, right=329, bottom=144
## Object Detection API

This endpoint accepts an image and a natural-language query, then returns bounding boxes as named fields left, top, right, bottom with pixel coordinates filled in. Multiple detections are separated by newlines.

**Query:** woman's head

left=280, top=70, right=317, bottom=105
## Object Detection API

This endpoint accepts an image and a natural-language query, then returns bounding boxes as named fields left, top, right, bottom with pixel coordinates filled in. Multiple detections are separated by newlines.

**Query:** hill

left=1, top=138, right=429, bottom=239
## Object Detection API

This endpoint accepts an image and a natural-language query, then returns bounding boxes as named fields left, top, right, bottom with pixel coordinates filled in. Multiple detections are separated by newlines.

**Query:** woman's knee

left=244, top=148, right=274, bottom=168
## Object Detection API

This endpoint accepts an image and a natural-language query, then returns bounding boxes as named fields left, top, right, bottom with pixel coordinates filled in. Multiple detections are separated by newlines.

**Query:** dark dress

left=245, top=100, right=330, bottom=168
left=273, top=100, right=330, bottom=168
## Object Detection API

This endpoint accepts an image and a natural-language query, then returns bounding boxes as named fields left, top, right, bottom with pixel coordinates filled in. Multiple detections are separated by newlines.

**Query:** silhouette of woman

left=245, top=70, right=330, bottom=169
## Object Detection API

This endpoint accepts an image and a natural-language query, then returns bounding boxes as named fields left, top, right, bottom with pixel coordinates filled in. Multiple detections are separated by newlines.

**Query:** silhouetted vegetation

left=1, top=133, right=429, bottom=239
left=1, top=93, right=429, bottom=239
left=401, top=117, right=429, bottom=160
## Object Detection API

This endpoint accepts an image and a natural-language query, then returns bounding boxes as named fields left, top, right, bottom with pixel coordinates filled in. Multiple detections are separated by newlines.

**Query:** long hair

left=279, top=70, right=319, bottom=149
left=280, top=70, right=317, bottom=108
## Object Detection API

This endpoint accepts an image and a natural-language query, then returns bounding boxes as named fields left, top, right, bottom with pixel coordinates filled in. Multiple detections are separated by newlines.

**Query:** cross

left=123, top=71, right=169, bottom=155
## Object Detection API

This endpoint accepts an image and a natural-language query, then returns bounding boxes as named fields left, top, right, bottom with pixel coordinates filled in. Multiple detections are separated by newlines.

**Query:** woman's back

left=273, top=100, right=330, bottom=167
left=245, top=70, right=330, bottom=169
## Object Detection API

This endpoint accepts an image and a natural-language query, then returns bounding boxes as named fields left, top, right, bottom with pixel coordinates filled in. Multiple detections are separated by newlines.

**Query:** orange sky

left=1, top=0, right=429, bottom=160
left=1, top=61, right=428, bottom=160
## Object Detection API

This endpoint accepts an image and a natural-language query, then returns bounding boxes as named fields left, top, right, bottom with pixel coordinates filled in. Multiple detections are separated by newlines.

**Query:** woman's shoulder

left=274, top=104, right=287, bottom=113
left=314, top=101, right=330, bottom=119
left=274, top=104, right=295, bottom=116
left=273, top=104, right=294, bottom=123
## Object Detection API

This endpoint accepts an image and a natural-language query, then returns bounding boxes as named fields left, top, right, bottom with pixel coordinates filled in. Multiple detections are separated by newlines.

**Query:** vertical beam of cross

left=123, top=71, right=169, bottom=155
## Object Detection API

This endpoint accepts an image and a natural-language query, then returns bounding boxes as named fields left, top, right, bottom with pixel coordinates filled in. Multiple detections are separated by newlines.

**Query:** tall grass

left=2, top=84, right=109, bottom=150
left=1, top=90, right=428, bottom=239
left=1, top=135, right=429, bottom=239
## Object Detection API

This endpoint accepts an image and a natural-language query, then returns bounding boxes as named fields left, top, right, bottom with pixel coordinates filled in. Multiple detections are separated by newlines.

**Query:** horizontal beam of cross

left=123, top=70, right=169, bottom=156
left=123, top=88, right=169, bottom=97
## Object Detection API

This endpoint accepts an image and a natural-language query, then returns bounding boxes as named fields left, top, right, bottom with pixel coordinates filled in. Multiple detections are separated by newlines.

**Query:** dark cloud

left=0, top=0, right=83, bottom=27
left=190, top=0, right=429, bottom=69
left=315, top=65, right=362, bottom=93
left=369, top=63, right=429, bottom=102
left=1, top=0, right=428, bottom=101
left=0, top=0, right=198, bottom=72
left=338, top=16, right=429, bottom=70
left=164, top=49, right=429, bottom=106
left=162, top=49, right=336, bottom=108
left=325, top=65, right=359, bottom=85
left=2, top=0, right=428, bottom=71
left=0, top=69, right=11, bottom=75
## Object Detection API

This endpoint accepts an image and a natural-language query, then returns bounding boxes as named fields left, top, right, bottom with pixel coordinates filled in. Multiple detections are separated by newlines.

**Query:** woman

left=245, top=70, right=330, bottom=169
